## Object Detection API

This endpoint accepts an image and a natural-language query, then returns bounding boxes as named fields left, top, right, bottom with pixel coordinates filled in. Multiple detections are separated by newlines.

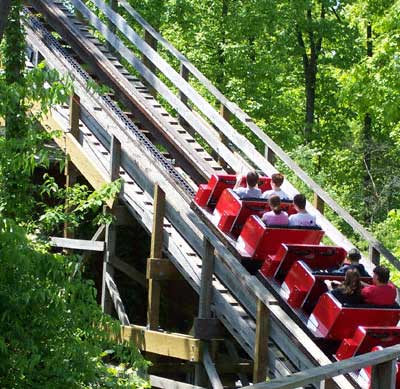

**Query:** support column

left=147, top=184, right=165, bottom=330
left=371, top=359, right=396, bottom=389
left=142, top=30, right=158, bottom=97
left=64, top=93, right=81, bottom=239
left=218, top=105, right=230, bottom=170
left=178, top=63, right=189, bottom=126
left=313, top=193, right=325, bottom=215
left=101, top=135, right=121, bottom=315
left=369, top=245, right=380, bottom=266
left=253, top=298, right=269, bottom=383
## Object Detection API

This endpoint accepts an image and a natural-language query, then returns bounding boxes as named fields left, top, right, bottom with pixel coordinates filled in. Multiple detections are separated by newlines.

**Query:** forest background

left=124, top=0, right=400, bottom=259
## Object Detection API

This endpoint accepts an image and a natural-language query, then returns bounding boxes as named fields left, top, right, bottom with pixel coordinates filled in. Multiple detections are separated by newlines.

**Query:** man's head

left=271, top=173, right=284, bottom=188
left=373, top=266, right=390, bottom=285
left=246, top=171, right=259, bottom=188
left=293, top=194, right=306, bottom=211
left=347, top=248, right=361, bottom=264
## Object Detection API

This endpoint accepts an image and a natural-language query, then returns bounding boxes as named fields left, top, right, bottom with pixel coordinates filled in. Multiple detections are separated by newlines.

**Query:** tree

left=0, top=0, right=12, bottom=43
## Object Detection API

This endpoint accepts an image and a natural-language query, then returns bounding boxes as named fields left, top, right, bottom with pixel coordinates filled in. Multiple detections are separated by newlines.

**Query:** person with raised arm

left=288, top=194, right=317, bottom=227
left=261, top=173, right=290, bottom=200
left=233, top=171, right=261, bottom=199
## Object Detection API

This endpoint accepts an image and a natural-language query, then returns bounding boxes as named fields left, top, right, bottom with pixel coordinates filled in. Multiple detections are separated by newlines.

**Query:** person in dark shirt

left=330, top=268, right=364, bottom=305
left=331, top=248, right=370, bottom=277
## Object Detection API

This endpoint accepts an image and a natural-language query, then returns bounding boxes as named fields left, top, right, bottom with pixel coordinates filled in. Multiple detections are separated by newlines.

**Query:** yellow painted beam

left=119, top=324, right=202, bottom=362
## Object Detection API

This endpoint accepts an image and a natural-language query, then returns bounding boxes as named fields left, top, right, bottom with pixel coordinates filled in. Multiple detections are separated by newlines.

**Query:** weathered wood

left=119, top=325, right=202, bottom=361
left=150, top=185, right=165, bottom=259
left=253, top=299, right=269, bottom=383
left=241, top=345, right=400, bottom=389
left=104, top=272, right=130, bottom=325
left=147, top=258, right=183, bottom=280
left=110, top=135, right=121, bottom=181
left=313, top=193, right=325, bottom=215
left=149, top=375, right=206, bottom=389
left=202, top=345, right=223, bottom=389
left=179, top=63, right=189, bottom=107
left=371, top=359, right=397, bottom=389
left=50, top=236, right=105, bottom=251
left=265, top=146, right=276, bottom=166
left=193, top=318, right=221, bottom=341
left=369, top=245, right=380, bottom=266
left=112, top=256, right=146, bottom=287
left=198, top=238, right=215, bottom=319
left=69, top=93, right=80, bottom=138
left=142, top=30, right=157, bottom=97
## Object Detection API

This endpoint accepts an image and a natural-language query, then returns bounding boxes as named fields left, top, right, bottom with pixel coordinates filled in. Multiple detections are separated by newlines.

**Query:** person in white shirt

left=288, top=193, right=317, bottom=227
left=233, top=171, right=262, bottom=199
left=261, top=173, right=291, bottom=200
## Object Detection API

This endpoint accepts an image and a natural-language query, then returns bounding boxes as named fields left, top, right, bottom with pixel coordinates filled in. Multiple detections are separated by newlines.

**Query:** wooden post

left=313, top=193, right=325, bottom=215
left=142, top=30, right=157, bottom=97
left=264, top=146, right=276, bottom=166
left=64, top=93, right=81, bottom=238
left=371, top=359, right=396, bottom=389
left=107, top=0, right=118, bottom=53
left=198, top=238, right=215, bottom=319
left=178, top=63, right=189, bottom=126
left=195, top=238, right=215, bottom=387
left=101, top=135, right=121, bottom=315
left=369, top=245, right=380, bottom=266
left=253, top=299, right=269, bottom=383
left=147, top=184, right=165, bottom=330
left=218, top=105, right=229, bottom=170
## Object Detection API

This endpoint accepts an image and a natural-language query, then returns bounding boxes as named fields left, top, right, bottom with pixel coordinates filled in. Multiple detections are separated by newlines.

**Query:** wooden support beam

left=253, top=299, right=269, bottom=383
left=218, top=105, right=230, bottom=170
left=147, top=184, right=166, bottom=330
left=178, top=63, right=189, bottom=126
left=202, top=345, right=223, bottom=389
left=369, top=245, right=380, bottom=266
left=198, top=238, right=215, bottom=320
left=313, top=193, right=325, bottom=215
left=371, top=359, right=397, bottom=389
left=110, top=134, right=121, bottom=181
left=105, top=272, right=130, bottom=325
left=264, top=146, right=276, bottom=167
left=112, top=256, right=146, bottom=287
left=147, top=258, right=183, bottom=281
left=69, top=93, right=80, bottom=138
left=50, top=236, right=105, bottom=251
left=119, top=324, right=202, bottom=361
left=142, top=30, right=157, bottom=97
left=149, top=375, right=205, bottom=389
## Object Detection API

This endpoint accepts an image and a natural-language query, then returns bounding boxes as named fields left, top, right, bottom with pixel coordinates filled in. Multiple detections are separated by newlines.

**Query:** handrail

left=115, top=0, right=399, bottom=269
left=241, top=344, right=400, bottom=388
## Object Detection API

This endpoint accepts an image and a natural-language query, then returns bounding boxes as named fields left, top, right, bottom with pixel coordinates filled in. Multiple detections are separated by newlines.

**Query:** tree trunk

left=0, top=0, right=12, bottom=44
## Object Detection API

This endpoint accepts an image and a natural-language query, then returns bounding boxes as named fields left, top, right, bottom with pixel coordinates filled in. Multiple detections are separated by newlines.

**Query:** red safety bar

left=336, top=326, right=400, bottom=360
left=307, top=293, right=400, bottom=340
left=259, top=243, right=346, bottom=281
left=237, top=216, right=324, bottom=261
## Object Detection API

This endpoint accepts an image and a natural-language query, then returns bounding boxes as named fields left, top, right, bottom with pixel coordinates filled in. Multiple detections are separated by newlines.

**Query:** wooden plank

left=253, top=299, right=269, bottom=383
left=119, top=325, right=202, bottom=361
left=69, top=93, right=80, bottom=138
left=149, top=375, right=205, bottom=389
left=112, top=256, right=146, bottom=287
left=50, top=236, right=105, bottom=251
left=202, top=345, right=223, bottom=389
left=146, top=258, right=183, bottom=280
left=105, top=272, right=130, bottom=325
left=110, top=135, right=121, bottom=181
left=150, top=184, right=165, bottom=259
left=241, top=345, right=400, bottom=389
left=198, top=238, right=215, bottom=319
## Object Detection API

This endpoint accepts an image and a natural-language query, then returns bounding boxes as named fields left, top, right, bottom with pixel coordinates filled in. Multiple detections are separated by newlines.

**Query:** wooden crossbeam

left=105, top=272, right=130, bottom=325
left=202, top=345, right=223, bottom=389
left=119, top=325, right=202, bottom=362
left=149, top=375, right=205, bottom=389
left=50, top=236, right=105, bottom=251
left=112, top=256, right=146, bottom=287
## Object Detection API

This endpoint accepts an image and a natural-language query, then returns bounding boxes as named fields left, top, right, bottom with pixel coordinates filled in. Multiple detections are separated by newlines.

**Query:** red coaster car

left=336, top=326, right=400, bottom=360
left=194, top=174, right=271, bottom=210
left=307, top=293, right=400, bottom=340
left=237, top=215, right=324, bottom=262
left=281, top=261, right=372, bottom=312
left=259, top=243, right=346, bottom=282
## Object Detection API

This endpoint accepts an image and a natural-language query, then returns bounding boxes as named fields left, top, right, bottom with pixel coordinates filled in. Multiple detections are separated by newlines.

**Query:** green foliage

left=38, top=174, right=122, bottom=236
left=0, top=219, right=149, bottom=388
